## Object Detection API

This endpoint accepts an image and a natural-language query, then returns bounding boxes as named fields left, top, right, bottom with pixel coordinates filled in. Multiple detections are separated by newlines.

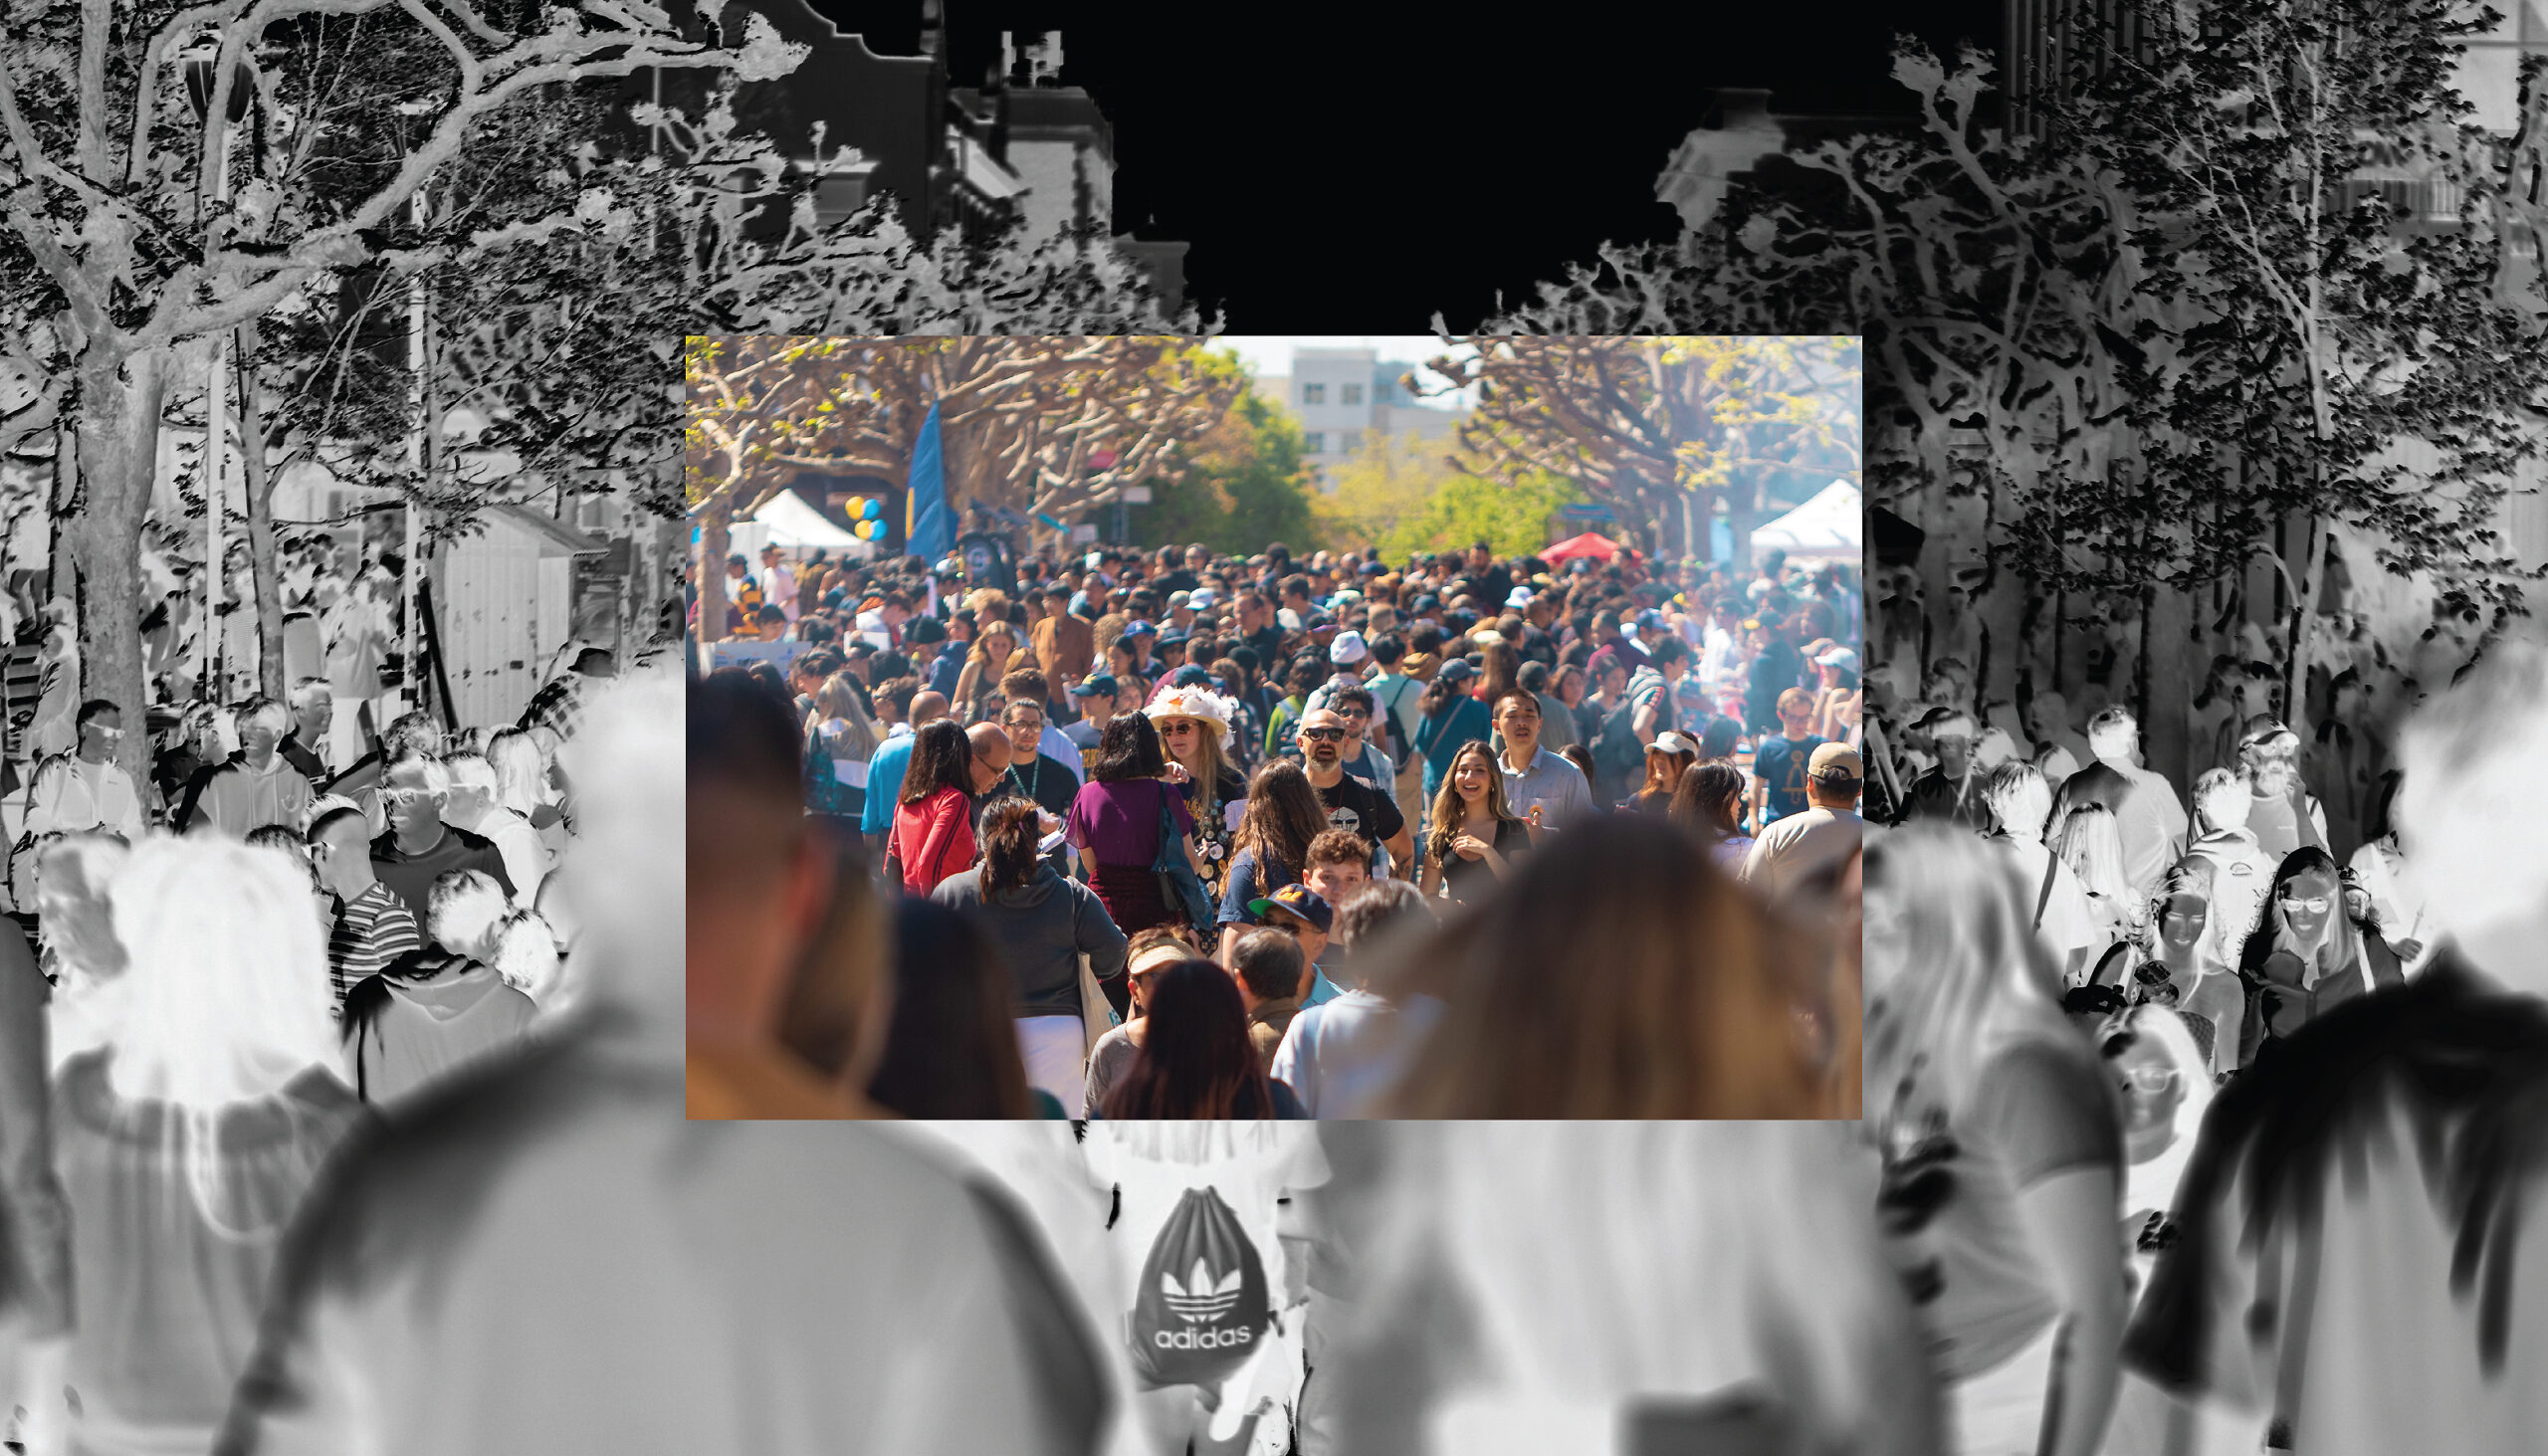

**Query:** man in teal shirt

left=857, top=690, right=949, bottom=851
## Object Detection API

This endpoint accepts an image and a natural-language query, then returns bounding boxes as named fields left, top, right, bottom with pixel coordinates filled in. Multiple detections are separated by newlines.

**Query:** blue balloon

left=862, top=498, right=883, bottom=520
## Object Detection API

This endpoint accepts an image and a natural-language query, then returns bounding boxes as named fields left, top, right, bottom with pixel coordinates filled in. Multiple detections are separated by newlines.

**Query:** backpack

left=801, top=722, right=865, bottom=818
left=1373, top=675, right=1416, bottom=767
left=1127, top=1185, right=1273, bottom=1390
left=1589, top=685, right=1653, bottom=793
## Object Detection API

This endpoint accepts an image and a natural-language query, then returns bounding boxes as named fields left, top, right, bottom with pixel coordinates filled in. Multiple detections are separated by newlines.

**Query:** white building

left=1259, top=346, right=1467, bottom=486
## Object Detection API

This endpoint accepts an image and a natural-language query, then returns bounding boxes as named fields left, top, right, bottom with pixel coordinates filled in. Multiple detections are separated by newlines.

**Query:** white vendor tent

left=1751, top=479, right=1861, bottom=563
left=753, top=490, right=875, bottom=554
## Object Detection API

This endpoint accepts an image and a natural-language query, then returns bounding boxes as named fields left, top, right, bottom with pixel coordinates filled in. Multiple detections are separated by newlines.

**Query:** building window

left=1302, top=383, right=1325, bottom=405
left=1303, top=432, right=1326, bottom=454
left=1342, top=382, right=1364, bottom=406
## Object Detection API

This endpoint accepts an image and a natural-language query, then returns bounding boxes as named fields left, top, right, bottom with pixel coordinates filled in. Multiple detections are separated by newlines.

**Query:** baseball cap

left=1651, top=729, right=1698, bottom=756
left=1068, top=673, right=1119, bottom=698
left=1156, top=626, right=1191, bottom=648
left=1505, top=586, right=1535, bottom=608
left=903, top=616, right=948, bottom=644
left=1246, top=883, right=1335, bottom=934
left=1634, top=608, right=1663, bottom=629
left=1809, top=742, right=1865, bottom=782
left=1360, top=560, right=1386, bottom=576
left=1123, top=618, right=1158, bottom=637
left=1329, top=630, right=1369, bottom=664
left=1188, top=587, right=1218, bottom=609
left=1434, top=658, right=1479, bottom=684
left=1168, top=590, right=1191, bottom=609
left=1813, top=646, right=1860, bottom=672
left=1411, top=593, right=1440, bottom=613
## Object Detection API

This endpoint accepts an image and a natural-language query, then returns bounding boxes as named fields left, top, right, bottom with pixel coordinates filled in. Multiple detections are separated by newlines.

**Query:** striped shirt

left=327, top=882, right=420, bottom=1018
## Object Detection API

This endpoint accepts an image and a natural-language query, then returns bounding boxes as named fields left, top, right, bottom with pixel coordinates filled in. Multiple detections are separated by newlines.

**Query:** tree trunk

left=2283, top=506, right=2326, bottom=727
left=231, top=321, right=287, bottom=699
left=695, top=499, right=731, bottom=645
left=67, top=347, right=164, bottom=787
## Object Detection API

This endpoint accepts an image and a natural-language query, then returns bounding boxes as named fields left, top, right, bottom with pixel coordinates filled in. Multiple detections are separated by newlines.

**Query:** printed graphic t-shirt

left=1084, top=1123, right=1332, bottom=1352
left=1752, top=732, right=1828, bottom=824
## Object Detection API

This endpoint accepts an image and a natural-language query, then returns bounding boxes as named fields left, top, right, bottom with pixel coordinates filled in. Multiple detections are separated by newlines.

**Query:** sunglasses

left=382, top=787, right=436, bottom=806
left=2277, top=894, right=2332, bottom=915
left=1159, top=721, right=1198, bottom=734
left=1299, top=727, right=1346, bottom=741
left=88, top=725, right=124, bottom=740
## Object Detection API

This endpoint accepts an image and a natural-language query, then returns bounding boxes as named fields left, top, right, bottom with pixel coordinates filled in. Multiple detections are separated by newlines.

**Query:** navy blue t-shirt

left=1753, top=733, right=1828, bottom=824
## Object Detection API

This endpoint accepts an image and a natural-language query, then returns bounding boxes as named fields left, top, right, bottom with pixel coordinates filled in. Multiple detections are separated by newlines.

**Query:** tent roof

left=1751, top=479, right=1861, bottom=552
left=753, top=489, right=873, bottom=553
left=1542, top=530, right=1641, bottom=562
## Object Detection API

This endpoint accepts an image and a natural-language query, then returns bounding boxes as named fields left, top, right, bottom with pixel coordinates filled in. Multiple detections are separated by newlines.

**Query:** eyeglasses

left=1299, top=727, right=1345, bottom=742
left=382, top=787, right=434, bottom=806
left=2277, top=894, right=2332, bottom=915
left=88, top=725, right=123, bottom=740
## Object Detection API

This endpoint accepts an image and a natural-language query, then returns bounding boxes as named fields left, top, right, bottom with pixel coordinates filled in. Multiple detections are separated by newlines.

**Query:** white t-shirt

left=1269, top=990, right=1442, bottom=1119
left=1739, top=806, right=1864, bottom=902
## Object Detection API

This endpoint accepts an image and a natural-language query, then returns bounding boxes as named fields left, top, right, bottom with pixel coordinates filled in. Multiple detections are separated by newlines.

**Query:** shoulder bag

left=1150, top=780, right=1215, bottom=932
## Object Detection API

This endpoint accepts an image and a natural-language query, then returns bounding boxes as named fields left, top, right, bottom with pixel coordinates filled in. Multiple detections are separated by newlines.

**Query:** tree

left=1381, top=462, right=1580, bottom=561
left=1476, top=20, right=2548, bottom=796
left=684, top=332, right=1232, bottom=641
left=1310, top=429, right=1442, bottom=554
left=1417, top=336, right=1861, bottom=565
left=1133, top=358, right=1319, bottom=555
left=2, top=0, right=803, bottom=776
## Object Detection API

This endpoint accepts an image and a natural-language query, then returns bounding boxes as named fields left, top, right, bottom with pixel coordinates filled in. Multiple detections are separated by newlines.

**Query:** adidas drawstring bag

left=1127, top=1184, right=1273, bottom=1389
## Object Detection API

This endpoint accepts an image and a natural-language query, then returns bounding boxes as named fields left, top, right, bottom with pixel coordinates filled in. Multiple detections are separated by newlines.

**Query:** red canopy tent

left=1541, top=530, right=1640, bottom=564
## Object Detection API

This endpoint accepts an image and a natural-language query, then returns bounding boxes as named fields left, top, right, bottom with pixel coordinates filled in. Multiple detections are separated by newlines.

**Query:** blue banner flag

left=906, top=402, right=956, bottom=564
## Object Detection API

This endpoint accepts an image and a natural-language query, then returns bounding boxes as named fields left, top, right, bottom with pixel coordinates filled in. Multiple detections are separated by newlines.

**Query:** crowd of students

left=689, top=536, right=1866, bottom=1120
left=1859, top=635, right=2548, bottom=1455
left=0, top=641, right=615, bottom=1455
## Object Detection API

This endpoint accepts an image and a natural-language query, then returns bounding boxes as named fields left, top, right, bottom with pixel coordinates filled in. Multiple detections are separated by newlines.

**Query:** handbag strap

left=2032, top=848, right=2059, bottom=933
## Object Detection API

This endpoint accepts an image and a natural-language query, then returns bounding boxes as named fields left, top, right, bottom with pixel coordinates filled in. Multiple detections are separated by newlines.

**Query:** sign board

left=1070, top=523, right=1099, bottom=542
left=1558, top=503, right=1615, bottom=521
left=709, top=638, right=810, bottom=675
left=1122, top=485, right=1153, bottom=505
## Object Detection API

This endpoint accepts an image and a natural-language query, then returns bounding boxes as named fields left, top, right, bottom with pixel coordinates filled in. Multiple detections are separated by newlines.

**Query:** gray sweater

left=931, top=865, right=1129, bottom=1019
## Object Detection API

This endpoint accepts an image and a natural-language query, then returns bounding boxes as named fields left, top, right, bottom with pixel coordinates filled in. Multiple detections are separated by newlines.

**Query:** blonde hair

left=811, top=671, right=882, bottom=759
left=1865, top=825, right=2095, bottom=1132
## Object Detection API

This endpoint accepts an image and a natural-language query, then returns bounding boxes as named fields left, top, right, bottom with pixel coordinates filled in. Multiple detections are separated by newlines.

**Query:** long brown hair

left=1426, top=739, right=1523, bottom=870
left=1378, top=812, right=1832, bottom=1117
left=1476, top=638, right=1522, bottom=706
left=1670, top=758, right=1746, bottom=842
left=978, top=796, right=1044, bottom=895
left=1234, top=759, right=1327, bottom=886
left=1101, top=959, right=1277, bottom=1119
left=1631, top=741, right=1696, bottom=811
left=865, top=899, right=1035, bottom=1118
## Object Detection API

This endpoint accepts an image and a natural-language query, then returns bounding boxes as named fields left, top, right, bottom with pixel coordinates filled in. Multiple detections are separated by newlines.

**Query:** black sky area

left=800, top=2, right=2005, bottom=330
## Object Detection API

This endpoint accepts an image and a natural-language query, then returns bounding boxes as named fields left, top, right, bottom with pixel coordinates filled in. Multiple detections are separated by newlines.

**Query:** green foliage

left=1135, top=375, right=1319, bottom=555
left=1381, top=466, right=1580, bottom=560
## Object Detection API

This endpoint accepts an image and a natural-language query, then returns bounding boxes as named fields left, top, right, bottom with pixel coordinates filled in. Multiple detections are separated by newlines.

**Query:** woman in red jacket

left=888, top=721, right=980, bottom=895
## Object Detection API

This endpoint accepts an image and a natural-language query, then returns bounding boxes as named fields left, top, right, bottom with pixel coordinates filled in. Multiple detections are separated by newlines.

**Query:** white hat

left=1650, top=730, right=1699, bottom=756
left=1146, top=686, right=1236, bottom=753
left=1814, top=646, right=1860, bottom=672
left=1329, top=630, right=1370, bottom=664
left=1189, top=587, right=1218, bottom=609
left=1505, top=586, right=1535, bottom=608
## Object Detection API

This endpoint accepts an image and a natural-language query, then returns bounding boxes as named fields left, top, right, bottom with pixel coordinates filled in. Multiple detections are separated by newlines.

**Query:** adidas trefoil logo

left=1162, top=1257, right=1243, bottom=1324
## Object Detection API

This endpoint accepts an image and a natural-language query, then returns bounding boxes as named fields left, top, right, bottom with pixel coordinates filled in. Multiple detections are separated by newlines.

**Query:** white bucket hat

left=1146, top=686, right=1236, bottom=754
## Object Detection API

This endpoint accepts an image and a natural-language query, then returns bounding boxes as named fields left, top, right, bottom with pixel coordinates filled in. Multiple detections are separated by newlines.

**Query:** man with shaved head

left=1297, top=707, right=1410, bottom=878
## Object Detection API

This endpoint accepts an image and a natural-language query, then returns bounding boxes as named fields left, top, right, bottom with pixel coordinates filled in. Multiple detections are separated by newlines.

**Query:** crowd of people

left=688, top=535, right=1866, bottom=1120
left=1857, top=631, right=2548, bottom=1455
left=0, top=624, right=617, bottom=1456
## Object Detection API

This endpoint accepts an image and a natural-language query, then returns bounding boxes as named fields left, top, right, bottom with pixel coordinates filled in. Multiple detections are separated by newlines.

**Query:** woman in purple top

left=1066, top=715, right=1202, bottom=937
